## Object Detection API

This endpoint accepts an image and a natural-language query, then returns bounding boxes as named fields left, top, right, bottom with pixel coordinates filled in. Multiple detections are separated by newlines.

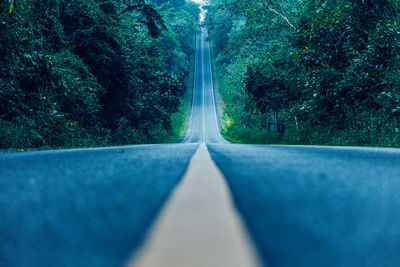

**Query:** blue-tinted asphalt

left=208, top=144, right=400, bottom=267
left=0, top=144, right=198, bottom=267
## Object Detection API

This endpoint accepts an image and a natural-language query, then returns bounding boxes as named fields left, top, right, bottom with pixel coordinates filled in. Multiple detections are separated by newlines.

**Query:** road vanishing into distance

left=1, top=27, right=400, bottom=267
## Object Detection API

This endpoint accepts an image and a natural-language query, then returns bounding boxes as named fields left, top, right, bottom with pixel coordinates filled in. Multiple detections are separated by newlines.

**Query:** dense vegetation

left=207, top=0, right=400, bottom=146
left=0, top=0, right=198, bottom=150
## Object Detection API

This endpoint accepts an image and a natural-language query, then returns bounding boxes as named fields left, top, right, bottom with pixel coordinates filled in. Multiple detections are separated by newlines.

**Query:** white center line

left=202, top=30, right=206, bottom=144
left=126, top=144, right=261, bottom=267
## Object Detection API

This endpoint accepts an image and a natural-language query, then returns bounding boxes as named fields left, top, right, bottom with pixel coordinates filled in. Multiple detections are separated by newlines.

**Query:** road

left=0, top=144, right=197, bottom=267
left=128, top=29, right=259, bottom=267
left=1, top=26, right=400, bottom=267
left=208, top=144, right=400, bottom=266
left=182, top=28, right=227, bottom=144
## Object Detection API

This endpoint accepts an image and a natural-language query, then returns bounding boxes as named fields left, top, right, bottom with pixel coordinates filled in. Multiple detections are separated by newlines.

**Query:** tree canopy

left=0, top=0, right=199, bottom=149
left=207, top=0, right=400, bottom=146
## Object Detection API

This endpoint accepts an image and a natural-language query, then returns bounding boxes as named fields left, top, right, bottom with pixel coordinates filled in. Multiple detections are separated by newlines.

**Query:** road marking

left=126, top=144, right=261, bottom=267
left=201, top=30, right=206, bottom=144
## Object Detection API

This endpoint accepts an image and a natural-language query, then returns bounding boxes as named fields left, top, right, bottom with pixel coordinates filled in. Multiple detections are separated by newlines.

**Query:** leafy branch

left=121, top=1, right=167, bottom=37
left=266, top=5, right=293, bottom=28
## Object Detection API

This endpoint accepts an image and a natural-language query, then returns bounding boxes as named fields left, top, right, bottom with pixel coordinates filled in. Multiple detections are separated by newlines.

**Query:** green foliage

left=246, top=43, right=300, bottom=114
left=207, top=4, right=233, bottom=55
left=0, top=0, right=199, bottom=150
left=292, top=0, right=400, bottom=126
left=121, top=0, right=167, bottom=37
left=208, top=0, right=400, bottom=147
left=158, top=2, right=198, bottom=84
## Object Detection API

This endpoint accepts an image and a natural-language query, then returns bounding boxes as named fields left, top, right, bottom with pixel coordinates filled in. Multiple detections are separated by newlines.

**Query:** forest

left=0, top=0, right=199, bottom=150
left=2, top=0, right=400, bottom=149
left=207, top=0, right=400, bottom=146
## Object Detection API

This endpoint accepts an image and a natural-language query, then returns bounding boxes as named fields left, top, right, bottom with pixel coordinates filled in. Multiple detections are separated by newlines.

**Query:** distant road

left=1, top=25, right=400, bottom=267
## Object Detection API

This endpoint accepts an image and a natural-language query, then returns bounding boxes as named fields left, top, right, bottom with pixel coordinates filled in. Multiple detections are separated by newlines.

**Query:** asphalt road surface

left=0, top=144, right=198, bottom=267
left=208, top=144, right=400, bottom=267
left=181, top=28, right=228, bottom=145
left=1, top=26, right=400, bottom=267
